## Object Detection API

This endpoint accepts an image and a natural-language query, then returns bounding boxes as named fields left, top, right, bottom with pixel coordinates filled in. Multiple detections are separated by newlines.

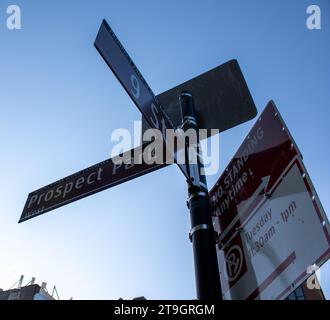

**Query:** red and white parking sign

left=210, top=101, right=330, bottom=300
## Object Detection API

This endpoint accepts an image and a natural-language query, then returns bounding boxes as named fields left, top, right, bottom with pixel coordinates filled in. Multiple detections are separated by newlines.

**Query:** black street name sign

left=142, top=60, right=257, bottom=140
left=94, top=19, right=190, bottom=181
left=19, top=144, right=167, bottom=223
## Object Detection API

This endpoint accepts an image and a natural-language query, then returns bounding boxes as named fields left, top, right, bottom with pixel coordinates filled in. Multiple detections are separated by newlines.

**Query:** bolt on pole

left=179, top=92, right=223, bottom=300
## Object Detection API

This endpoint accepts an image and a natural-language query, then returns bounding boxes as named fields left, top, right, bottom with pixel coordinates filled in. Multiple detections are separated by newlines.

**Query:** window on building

left=286, top=286, right=306, bottom=300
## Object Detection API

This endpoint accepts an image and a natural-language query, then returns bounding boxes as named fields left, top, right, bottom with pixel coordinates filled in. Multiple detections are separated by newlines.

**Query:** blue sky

left=0, top=0, right=329, bottom=299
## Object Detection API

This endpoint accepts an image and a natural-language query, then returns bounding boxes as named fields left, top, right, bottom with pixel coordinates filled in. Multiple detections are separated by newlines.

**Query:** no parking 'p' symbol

left=225, top=245, right=244, bottom=282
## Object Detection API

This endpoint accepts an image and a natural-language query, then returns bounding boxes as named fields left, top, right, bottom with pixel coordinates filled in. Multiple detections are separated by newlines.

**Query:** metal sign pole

left=179, top=92, right=222, bottom=300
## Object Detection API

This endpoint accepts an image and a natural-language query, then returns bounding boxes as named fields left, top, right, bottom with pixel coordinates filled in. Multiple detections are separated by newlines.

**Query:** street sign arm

left=18, top=144, right=167, bottom=223
left=94, top=19, right=157, bottom=116
left=94, top=19, right=191, bottom=182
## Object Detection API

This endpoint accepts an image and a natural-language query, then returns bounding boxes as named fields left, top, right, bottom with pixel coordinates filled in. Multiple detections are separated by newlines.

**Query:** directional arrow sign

left=210, top=101, right=330, bottom=300
left=94, top=19, right=190, bottom=181
left=19, top=144, right=167, bottom=223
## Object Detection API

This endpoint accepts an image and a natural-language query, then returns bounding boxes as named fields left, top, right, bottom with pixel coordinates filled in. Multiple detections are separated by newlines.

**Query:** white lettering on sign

left=150, top=103, right=159, bottom=129
left=126, top=71, right=184, bottom=161
left=130, top=75, right=140, bottom=99
left=211, top=126, right=264, bottom=216
left=27, top=167, right=104, bottom=210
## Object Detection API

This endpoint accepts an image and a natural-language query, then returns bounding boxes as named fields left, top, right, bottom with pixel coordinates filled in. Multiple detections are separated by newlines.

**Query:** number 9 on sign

left=130, top=75, right=140, bottom=99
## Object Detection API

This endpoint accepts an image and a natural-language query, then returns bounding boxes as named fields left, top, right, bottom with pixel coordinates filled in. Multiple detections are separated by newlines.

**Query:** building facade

left=0, top=284, right=54, bottom=300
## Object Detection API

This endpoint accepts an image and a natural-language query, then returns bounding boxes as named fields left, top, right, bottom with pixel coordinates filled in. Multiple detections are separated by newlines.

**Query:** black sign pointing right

left=94, top=19, right=191, bottom=182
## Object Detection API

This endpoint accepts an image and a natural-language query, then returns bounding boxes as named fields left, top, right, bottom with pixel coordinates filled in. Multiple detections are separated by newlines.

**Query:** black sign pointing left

left=19, top=144, right=167, bottom=223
